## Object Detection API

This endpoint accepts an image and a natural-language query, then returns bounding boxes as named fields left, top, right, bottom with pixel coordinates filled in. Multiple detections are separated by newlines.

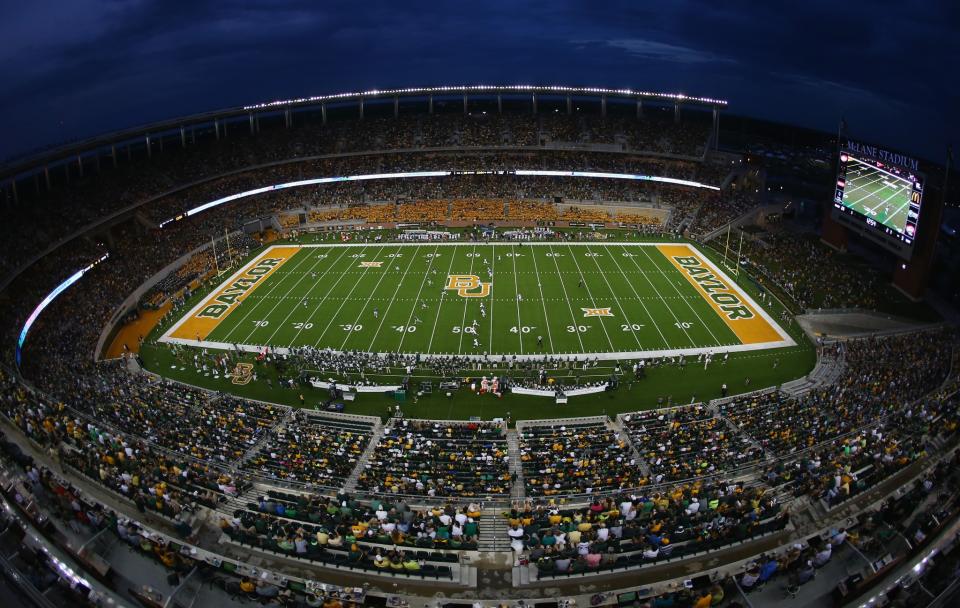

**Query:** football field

left=160, top=241, right=793, bottom=359
left=841, top=157, right=912, bottom=233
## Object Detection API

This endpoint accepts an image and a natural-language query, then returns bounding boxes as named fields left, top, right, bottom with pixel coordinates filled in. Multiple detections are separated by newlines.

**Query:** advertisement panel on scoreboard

left=832, top=139, right=924, bottom=258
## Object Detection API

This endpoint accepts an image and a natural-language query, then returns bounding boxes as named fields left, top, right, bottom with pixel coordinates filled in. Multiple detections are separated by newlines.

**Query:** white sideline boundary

left=159, top=242, right=796, bottom=361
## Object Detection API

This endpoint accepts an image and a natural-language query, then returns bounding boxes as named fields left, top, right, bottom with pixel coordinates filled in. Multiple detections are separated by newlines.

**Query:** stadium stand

left=3, top=102, right=960, bottom=606
left=357, top=419, right=510, bottom=497
left=243, top=411, right=374, bottom=488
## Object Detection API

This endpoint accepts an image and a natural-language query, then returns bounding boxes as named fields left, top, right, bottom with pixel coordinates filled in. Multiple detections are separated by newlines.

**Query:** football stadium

left=0, top=31, right=958, bottom=608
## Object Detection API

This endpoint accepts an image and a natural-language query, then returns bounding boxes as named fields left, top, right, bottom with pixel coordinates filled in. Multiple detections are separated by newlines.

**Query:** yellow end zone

left=656, top=244, right=782, bottom=345
left=167, top=246, right=301, bottom=342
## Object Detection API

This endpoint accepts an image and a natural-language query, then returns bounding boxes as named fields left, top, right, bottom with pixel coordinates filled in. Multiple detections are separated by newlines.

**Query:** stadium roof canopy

left=0, top=85, right=726, bottom=183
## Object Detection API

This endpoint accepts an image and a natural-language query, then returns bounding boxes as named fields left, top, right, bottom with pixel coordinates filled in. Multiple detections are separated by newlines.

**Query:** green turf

left=140, top=340, right=814, bottom=422
left=188, top=242, right=766, bottom=357
left=141, top=232, right=816, bottom=421
left=841, top=159, right=912, bottom=234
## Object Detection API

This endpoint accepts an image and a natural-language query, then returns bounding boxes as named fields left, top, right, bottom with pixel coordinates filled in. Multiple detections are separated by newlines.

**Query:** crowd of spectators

left=357, top=419, right=510, bottom=497
left=687, top=190, right=758, bottom=237
left=1, top=112, right=712, bottom=280
left=222, top=488, right=483, bottom=556
left=724, top=331, right=957, bottom=505
left=0, top=368, right=244, bottom=520
left=519, top=421, right=642, bottom=496
left=622, top=404, right=764, bottom=484
left=739, top=231, right=887, bottom=310
left=508, top=480, right=786, bottom=576
left=244, top=410, right=373, bottom=488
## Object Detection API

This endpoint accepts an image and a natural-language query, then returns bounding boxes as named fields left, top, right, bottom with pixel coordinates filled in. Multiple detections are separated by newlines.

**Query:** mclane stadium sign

left=846, top=139, right=919, bottom=171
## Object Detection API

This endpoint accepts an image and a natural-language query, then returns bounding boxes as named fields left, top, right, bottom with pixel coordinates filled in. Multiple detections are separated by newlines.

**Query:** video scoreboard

left=832, top=140, right=925, bottom=259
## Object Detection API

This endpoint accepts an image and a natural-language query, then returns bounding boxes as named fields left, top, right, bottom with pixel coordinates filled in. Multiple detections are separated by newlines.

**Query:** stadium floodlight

left=242, top=85, right=728, bottom=111
left=160, top=170, right=722, bottom=226
left=16, top=253, right=109, bottom=366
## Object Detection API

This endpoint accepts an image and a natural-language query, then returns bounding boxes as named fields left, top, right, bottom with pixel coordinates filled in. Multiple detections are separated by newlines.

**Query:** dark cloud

left=0, top=0, right=956, bottom=161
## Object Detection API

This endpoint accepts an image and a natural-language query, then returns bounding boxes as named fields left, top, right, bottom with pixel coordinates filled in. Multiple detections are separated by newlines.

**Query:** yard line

left=884, top=197, right=913, bottom=228
left=456, top=244, right=479, bottom=354
left=263, top=247, right=351, bottom=346
left=584, top=244, right=643, bottom=349
left=221, top=247, right=330, bottom=345
left=546, top=244, right=585, bottom=352
left=397, top=244, right=441, bottom=354
left=489, top=243, right=496, bottom=351
left=634, top=245, right=723, bottom=346
left=619, top=244, right=696, bottom=345
left=564, top=244, right=616, bottom=352
left=527, top=243, right=555, bottom=352
left=339, top=246, right=401, bottom=350
left=843, top=169, right=889, bottom=198
left=511, top=244, right=525, bottom=353
left=859, top=183, right=909, bottom=215
left=365, top=245, right=423, bottom=351
left=285, top=249, right=356, bottom=346
left=425, top=244, right=461, bottom=355
left=605, top=247, right=670, bottom=348
left=311, top=246, right=386, bottom=348
left=851, top=178, right=901, bottom=208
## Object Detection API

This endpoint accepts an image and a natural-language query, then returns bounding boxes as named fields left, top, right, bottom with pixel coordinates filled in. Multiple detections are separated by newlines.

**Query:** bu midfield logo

left=581, top=307, right=613, bottom=317
left=231, top=363, right=254, bottom=385
left=446, top=274, right=491, bottom=298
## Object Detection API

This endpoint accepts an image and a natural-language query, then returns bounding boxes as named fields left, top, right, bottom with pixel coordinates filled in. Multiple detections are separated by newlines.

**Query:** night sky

left=1, top=0, right=957, bottom=162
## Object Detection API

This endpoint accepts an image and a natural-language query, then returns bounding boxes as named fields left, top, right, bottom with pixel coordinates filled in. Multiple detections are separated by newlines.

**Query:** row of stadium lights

left=243, top=85, right=729, bottom=111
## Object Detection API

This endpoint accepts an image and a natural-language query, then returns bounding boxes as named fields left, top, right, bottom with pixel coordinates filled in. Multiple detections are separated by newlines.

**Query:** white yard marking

left=635, top=245, right=722, bottom=345
left=365, top=245, right=423, bottom=351
left=339, top=246, right=401, bottom=350
left=565, top=244, right=616, bottom=351
left=620, top=245, right=697, bottom=345
left=584, top=244, right=643, bottom=349
left=425, top=245, right=460, bottom=355
left=605, top=246, right=670, bottom=348
left=528, top=244, right=555, bottom=352
left=263, top=247, right=352, bottom=346
left=285, top=249, right=357, bottom=346
left=510, top=245, right=525, bottom=353
left=489, top=244, right=496, bottom=350
left=222, top=247, right=331, bottom=345
left=162, top=241, right=796, bottom=359
left=311, top=246, right=386, bottom=348
left=456, top=244, right=479, bottom=355
left=397, top=244, right=442, bottom=354
left=546, top=244, right=585, bottom=352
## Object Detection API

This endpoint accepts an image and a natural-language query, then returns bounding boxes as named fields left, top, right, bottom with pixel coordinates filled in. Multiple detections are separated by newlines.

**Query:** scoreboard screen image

left=833, top=150, right=924, bottom=247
